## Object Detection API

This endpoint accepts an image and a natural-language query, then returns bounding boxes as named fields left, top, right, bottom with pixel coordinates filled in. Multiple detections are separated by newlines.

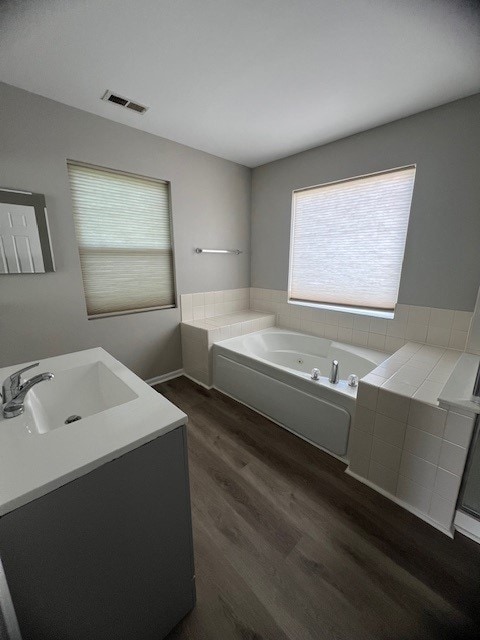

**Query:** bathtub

left=212, top=328, right=387, bottom=457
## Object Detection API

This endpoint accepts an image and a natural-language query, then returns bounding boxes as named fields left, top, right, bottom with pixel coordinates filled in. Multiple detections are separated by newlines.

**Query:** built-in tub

left=213, top=328, right=387, bottom=457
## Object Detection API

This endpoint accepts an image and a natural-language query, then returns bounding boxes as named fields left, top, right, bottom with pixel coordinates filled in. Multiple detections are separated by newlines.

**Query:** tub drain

left=65, top=415, right=82, bottom=424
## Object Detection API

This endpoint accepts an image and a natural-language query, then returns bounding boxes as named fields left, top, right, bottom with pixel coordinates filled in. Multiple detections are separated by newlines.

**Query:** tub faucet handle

left=347, top=374, right=358, bottom=388
left=311, top=368, right=321, bottom=381
left=329, top=360, right=339, bottom=384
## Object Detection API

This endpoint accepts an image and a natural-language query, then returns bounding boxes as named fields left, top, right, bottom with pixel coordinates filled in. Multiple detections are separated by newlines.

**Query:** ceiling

left=1, top=0, right=479, bottom=167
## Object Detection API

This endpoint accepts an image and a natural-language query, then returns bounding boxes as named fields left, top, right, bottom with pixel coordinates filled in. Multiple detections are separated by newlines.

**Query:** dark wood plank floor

left=155, top=376, right=480, bottom=640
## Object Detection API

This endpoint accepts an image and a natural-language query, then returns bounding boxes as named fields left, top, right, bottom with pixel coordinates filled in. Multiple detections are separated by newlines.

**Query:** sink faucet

left=1, top=363, right=54, bottom=419
left=329, top=360, right=339, bottom=384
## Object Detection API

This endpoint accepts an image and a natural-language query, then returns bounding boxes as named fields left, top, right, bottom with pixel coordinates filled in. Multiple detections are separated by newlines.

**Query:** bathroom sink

left=23, top=360, right=138, bottom=435
left=0, top=347, right=187, bottom=517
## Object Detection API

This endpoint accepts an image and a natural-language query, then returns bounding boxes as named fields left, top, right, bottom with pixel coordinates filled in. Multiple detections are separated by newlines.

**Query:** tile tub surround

left=181, top=311, right=275, bottom=387
left=347, top=342, right=476, bottom=535
left=250, top=288, right=473, bottom=354
left=180, top=289, right=250, bottom=322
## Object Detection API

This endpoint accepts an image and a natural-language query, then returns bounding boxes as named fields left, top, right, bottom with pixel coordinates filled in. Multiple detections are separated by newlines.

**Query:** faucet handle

left=8, top=363, right=39, bottom=392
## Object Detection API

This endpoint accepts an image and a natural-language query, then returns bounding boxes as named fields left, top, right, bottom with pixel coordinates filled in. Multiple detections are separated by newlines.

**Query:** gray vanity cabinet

left=0, top=425, right=195, bottom=640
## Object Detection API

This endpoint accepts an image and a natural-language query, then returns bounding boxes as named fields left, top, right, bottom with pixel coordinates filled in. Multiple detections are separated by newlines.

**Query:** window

left=67, top=161, right=175, bottom=318
left=288, top=165, right=416, bottom=318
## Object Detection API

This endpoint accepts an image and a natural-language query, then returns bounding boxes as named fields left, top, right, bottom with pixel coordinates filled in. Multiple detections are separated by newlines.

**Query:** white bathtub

left=212, top=328, right=387, bottom=457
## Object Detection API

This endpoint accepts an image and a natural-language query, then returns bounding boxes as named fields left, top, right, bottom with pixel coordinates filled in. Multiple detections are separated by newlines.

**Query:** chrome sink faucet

left=1, top=363, right=54, bottom=419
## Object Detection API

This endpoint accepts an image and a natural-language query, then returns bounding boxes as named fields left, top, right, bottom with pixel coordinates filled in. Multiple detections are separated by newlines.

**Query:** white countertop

left=438, top=352, right=480, bottom=415
left=0, top=348, right=187, bottom=516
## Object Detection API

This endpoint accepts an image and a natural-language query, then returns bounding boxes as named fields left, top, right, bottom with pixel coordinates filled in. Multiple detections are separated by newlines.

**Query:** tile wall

left=250, top=288, right=472, bottom=354
left=347, top=343, right=476, bottom=534
left=180, top=288, right=250, bottom=321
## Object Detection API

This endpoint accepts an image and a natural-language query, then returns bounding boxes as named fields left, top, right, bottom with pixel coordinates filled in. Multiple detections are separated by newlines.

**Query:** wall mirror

left=0, top=188, right=55, bottom=273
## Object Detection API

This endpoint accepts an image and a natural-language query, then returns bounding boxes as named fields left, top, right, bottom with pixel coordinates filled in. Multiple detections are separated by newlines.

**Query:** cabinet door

left=0, top=426, right=195, bottom=640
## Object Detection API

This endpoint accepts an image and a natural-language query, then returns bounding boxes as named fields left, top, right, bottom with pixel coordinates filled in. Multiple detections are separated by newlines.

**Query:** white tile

left=214, top=290, right=224, bottom=304
left=367, top=332, right=386, bottom=351
left=337, top=327, right=353, bottom=343
left=370, top=317, right=387, bottom=335
left=324, top=324, right=338, bottom=340
left=338, top=313, right=354, bottom=329
left=193, top=306, right=205, bottom=320
left=348, top=429, right=373, bottom=460
left=371, top=438, right=402, bottom=472
left=453, top=310, right=473, bottom=332
left=271, top=289, right=287, bottom=303
left=396, top=476, right=432, bottom=513
left=373, top=414, right=406, bottom=448
left=413, top=380, right=444, bottom=405
left=362, top=373, right=389, bottom=386
left=443, top=412, right=474, bottom=447
left=348, top=454, right=370, bottom=478
left=353, top=315, right=371, bottom=332
left=407, top=399, right=446, bottom=437
left=204, top=291, right=215, bottom=305
left=382, top=380, right=417, bottom=398
left=192, top=292, right=205, bottom=307
left=438, top=441, right=467, bottom=476
left=406, top=323, right=428, bottom=343
left=310, top=322, right=325, bottom=338
left=354, top=405, right=376, bottom=434
left=426, top=326, right=450, bottom=348
left=352, top=330, right=369, bottom=347
left=376, top=389, right=410, bottom=422
left=368, top=461, right=398, bottom=494
left=429, top=493, right=455, bottom=529
left=434, top=468, right=462, bottom=502
left=429, top=308, right=454, bottom=329
left=214, top=302, right=226, bottom=316
left=411, top=345, right=445, bottom=365
left=408, top=306, right=431, bottom=324
left=180, top=294, right=193, bottom=321
left=356, top=382, right=378, bottom=410
left=241, top=320, right=254, bottom=335
left=404, top=426, right=442, bottom=464
left=388, top=365, right=427, bottom=387
left=311, top=308, right=326, bottom=324
left=394, top=304, right=410, bottom=323
left=399, top=451, right=437, bottom=489
left=386, top=320, right=407, bottom=339
left=384, top=336, right=406, bottom=353
left=204, top=304, right=215, bottom=318
left=230, top=323, right=243, bottom=338
left=448, top=330, right=467, bottom=351
left=324, top=310, right=342, bottom=325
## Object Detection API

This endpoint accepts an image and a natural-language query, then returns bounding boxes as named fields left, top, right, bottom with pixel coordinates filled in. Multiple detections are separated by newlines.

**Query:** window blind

left=288, top=165, right=416, bottom=314
left=67, top=162, right=175, bottom=317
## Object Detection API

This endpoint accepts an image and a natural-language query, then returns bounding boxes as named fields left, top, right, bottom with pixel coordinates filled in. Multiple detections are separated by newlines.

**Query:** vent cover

left=101, top=90, right=148, bottom=114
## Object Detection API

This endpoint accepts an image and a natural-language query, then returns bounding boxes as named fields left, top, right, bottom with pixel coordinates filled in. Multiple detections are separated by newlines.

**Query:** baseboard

left=345, top=468, right=454, bottom=538
left=454, top=510, right=480, bottom=544
left=183, top=373, right=213, bottom=390
left=145, top=369, right=184, bottom=386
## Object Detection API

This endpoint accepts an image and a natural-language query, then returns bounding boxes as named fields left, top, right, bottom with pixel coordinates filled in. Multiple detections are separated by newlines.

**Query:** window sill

left=287, top=299, right=394, bottom=320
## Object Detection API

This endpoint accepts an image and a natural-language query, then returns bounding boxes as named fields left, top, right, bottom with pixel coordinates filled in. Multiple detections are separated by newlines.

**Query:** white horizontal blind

left=67, top=162, right=175, bottom=316
left=289, top=166, right=416, bottom=312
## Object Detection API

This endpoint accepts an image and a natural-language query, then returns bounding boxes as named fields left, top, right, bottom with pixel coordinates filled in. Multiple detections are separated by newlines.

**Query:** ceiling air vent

left=101, top=90, right=148, bottom=114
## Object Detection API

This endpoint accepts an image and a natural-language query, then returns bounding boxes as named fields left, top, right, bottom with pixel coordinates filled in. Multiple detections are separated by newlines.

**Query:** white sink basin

left=0, top=347, right=187, bottom=517
left=23, top=361, right=138, bottom=434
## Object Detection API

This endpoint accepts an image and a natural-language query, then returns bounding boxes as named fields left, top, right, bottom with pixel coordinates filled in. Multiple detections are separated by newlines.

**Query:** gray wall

left=0, top=82, right=251, bottom=378
left=251, top=93, right=480, bottom=311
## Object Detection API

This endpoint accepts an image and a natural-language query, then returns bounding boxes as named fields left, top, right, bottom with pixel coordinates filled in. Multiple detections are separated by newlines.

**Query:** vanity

left=0, top=348, right=195, bottom=640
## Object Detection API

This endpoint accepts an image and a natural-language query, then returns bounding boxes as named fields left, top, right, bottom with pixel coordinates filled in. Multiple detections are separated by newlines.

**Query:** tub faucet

left=1, top=363, right=54, bottom=419
left=329, top=360, right=339, bottom=384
